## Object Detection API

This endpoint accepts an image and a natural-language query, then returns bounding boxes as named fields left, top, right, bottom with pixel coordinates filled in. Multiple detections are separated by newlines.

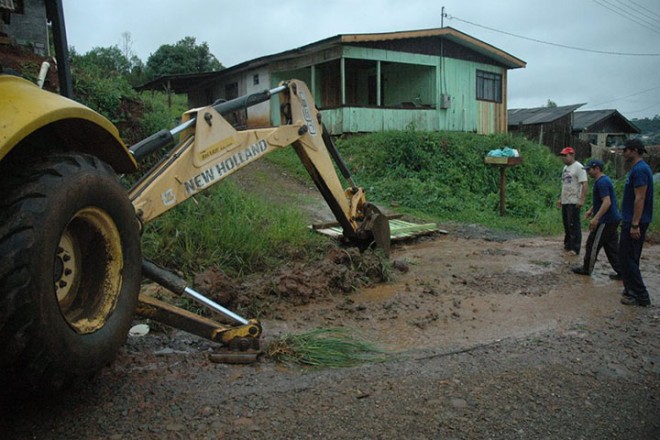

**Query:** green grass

left=335, top=130, right=659, bottom=238
left=266, top=328, right=387, bottom=367
left=137, top=91, right=189, bottom=136
left=268, top=130, right=564, bottom=237
left=141, top=179, right=326, bottom=277
left=143, top=130, right=659, bottom=276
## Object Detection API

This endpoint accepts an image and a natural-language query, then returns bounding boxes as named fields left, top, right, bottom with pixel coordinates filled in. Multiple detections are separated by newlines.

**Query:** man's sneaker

left=608, top=273, right=623, bottom=280
left=571, top=267, right=590, bottom=275
left=621, top=296, right=651, bottom=307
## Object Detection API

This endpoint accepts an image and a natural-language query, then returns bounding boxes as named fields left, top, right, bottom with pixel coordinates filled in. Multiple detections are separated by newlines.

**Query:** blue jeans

left=619, top=222, right=650, bottom=303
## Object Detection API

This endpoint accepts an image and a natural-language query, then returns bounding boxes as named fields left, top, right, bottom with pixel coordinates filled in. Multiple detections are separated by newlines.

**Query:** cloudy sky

left=63, top=0, right=660, bottom=120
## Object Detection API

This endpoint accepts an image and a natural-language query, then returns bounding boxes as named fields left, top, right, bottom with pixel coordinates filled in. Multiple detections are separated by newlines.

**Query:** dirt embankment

left=0, top=44, right=59, bottom=90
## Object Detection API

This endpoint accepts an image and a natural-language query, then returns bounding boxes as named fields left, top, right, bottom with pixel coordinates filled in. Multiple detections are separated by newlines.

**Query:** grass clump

left=266, top=328, right=386, bottom=367
left=141, top=179, right=325, bottom=276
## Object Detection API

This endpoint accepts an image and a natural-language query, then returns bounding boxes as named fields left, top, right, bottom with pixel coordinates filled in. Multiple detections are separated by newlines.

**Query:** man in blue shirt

left=618, top=138, right=654, bottom=307
left=572, top=159, right=621, bottom=277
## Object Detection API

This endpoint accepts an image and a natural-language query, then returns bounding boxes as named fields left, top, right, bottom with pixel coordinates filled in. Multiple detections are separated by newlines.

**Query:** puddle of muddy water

left=264, top=235, right=658, bottom=356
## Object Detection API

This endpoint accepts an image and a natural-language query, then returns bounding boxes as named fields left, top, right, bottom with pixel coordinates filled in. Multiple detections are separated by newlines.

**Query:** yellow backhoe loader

left=0, top=2, right=391, bottom=394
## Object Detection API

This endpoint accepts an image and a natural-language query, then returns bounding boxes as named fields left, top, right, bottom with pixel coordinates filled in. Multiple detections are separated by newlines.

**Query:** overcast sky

left=63, top=0, right=660, bottom=120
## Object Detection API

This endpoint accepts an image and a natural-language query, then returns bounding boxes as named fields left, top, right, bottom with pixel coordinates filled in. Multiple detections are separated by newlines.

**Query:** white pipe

left=37, top=61, right=50, bottom=88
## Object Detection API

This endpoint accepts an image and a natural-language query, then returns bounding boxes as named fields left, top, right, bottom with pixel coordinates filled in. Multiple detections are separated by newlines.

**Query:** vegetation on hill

left=340, top=130, right=560, bottom=234
left=269, top=131, right=568, bottom=235
left=631, top=115, right=660, bottom=145
left=269, top=128, right=659, bottom=245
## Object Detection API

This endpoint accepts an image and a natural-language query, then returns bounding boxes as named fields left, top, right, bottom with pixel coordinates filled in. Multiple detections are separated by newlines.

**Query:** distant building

left=508, top=104, right=585, bottom=155
left=139, top=27, right=526, bottom=135
left=508, top=105, right=640, bottom=159
left=0, top=0, right=49, bottom=56
left=572, top=109, right=640, bottom=149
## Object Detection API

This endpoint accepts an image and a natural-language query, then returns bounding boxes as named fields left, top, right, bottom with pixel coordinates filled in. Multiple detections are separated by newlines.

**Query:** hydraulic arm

left=128, top=79, right=389, bottom=252
left=129, top=80, right=390, bottom=360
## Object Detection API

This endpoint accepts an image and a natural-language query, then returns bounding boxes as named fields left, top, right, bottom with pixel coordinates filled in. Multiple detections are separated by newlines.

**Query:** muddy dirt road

left=2, top=227, right=659, bottom=439
left=2, top=161, right=659, bottom=439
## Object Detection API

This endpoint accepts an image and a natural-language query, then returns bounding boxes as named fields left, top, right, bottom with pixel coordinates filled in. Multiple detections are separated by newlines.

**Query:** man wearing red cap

left=557, top=147, right=588, bottom=255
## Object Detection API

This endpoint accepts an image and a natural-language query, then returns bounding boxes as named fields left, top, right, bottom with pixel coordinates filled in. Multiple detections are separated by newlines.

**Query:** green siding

left=323, top=107, right=440, bottom=134
left=268, top=46, right=508, bottom=135
left=343, top=46, right=438, bottom=66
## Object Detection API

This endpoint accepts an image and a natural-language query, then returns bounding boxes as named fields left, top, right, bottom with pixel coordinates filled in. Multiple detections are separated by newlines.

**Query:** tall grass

left=137, top=91, right=189, bottom=136
left=268, top=130, right=658, bottom=238
left=141, top=179, right=325, bottom=276
left=338, top=130, right=563, bottom=235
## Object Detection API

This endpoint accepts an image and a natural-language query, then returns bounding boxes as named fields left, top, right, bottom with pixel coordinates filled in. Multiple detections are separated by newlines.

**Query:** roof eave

left=340, top=27, right=526, bottom=69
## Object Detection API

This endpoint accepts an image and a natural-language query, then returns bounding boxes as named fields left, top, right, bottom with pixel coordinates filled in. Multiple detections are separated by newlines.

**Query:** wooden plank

left=313, top=219, right=444, bottom=241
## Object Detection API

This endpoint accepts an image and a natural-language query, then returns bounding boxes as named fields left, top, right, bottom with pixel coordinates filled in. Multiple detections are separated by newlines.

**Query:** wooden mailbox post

left=484, top=156, right=523, bottom=216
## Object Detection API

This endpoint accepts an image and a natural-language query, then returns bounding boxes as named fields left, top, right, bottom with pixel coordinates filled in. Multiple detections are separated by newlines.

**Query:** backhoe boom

left=128, top=79, right=389, bottom=252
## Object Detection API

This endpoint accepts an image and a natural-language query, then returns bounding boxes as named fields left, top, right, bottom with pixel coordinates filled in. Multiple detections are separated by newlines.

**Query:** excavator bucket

left=313, top=205, right=441, bottom=257
left=361, top=203, right=391, bottom=257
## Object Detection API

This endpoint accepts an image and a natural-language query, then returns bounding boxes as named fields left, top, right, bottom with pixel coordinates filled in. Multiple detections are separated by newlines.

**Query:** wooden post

left=499, top=166, right=506, bottom=216
left=484, top=156, right=523, bottom=216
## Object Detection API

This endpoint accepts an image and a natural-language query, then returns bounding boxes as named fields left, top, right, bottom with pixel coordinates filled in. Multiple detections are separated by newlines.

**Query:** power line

left=617, top=0, right=660, bottom=24
left=629, top=0, right=660, bottom=21
left=610, top=0, right=660, bottom=26
left=591, top=0, right=660, bottom=35
left=625, top=102, right=660, bottom=114
left=591, top=86, right=660, bottom=106
left=448, top=15, right=660, bottom=55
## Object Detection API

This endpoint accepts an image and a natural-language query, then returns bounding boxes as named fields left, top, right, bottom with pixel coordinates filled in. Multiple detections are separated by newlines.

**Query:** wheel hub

left=54, top=208, right=124, bottom=334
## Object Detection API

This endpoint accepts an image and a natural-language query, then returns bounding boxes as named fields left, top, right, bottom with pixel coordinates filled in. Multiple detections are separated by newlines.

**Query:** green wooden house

left=139, top=27, right=526, bottom=135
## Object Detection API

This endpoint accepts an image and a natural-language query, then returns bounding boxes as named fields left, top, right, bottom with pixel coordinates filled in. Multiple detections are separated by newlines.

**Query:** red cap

left=560, top=147, right=575, bottom=155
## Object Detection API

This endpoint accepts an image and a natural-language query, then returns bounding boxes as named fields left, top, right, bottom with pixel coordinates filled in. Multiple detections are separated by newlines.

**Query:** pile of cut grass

left=266, top=329, right=387, bottom=367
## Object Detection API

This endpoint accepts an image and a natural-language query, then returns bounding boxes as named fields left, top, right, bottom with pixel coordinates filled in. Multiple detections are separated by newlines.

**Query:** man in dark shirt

left=572, top=159, right=621, bottom=277
left=618, top=139, right=654, bottom=307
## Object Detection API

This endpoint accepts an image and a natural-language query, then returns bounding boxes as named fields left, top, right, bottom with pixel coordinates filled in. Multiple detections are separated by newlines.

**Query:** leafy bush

left=137, top=91, right=189, bottom=137
left=336, top=130, right=562, bottom=235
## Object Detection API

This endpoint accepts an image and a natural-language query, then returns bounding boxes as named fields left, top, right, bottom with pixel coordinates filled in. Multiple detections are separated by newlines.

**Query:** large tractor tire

left=0, top=154, right=142, bottom=396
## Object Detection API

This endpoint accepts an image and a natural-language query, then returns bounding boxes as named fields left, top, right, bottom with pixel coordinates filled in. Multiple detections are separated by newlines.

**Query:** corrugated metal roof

left=314, top=219, right=443, bottom=241
left=573, top=110, right=616, bottom=131
left=508, top=104, right=585, bottom=125
left=573, top=110, right=640, bottom=133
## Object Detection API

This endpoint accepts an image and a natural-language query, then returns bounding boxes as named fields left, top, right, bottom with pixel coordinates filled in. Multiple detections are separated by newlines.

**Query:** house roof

left=136, top=71, right=222, bottom=94
left=573, top=109, right=640, bottom=133
left=137, top=26, right=525, bottom=93
left=339, top=27, right=526, bottom=69
left=508, top=104, right=585, bottom=126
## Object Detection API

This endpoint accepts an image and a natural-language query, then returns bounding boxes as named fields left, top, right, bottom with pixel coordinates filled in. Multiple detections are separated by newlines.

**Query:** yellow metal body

left=0, top=75, right=136, bottom=173
left=130, top=80, right=367, bottom=239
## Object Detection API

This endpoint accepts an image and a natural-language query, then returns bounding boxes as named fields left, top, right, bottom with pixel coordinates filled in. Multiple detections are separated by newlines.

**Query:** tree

left=545, top=99, right=557, bottom=108
left=73, top=46, right=132, bottom=76
left=145, top=36, right=223, bottom=80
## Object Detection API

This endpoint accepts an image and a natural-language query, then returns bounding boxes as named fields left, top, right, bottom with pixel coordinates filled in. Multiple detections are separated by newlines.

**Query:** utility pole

left=441, top=6, right=445, bottom=27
